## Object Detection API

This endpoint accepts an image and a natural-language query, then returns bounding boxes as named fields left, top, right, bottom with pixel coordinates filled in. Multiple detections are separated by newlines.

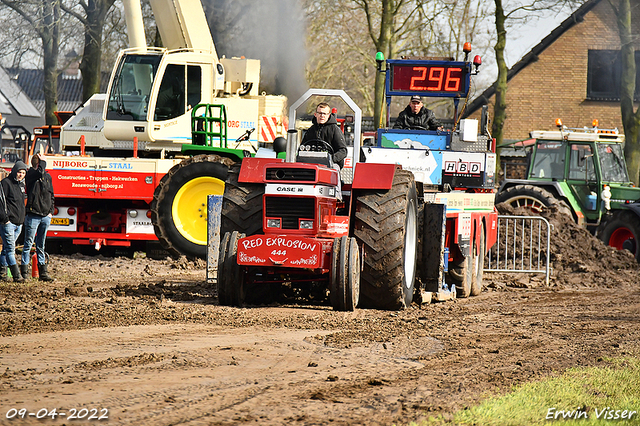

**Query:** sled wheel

left=448, top=253, right=472, bottom=298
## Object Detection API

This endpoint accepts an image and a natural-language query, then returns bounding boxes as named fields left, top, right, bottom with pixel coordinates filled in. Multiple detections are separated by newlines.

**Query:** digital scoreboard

left=387, top=60, right=470, bottom=98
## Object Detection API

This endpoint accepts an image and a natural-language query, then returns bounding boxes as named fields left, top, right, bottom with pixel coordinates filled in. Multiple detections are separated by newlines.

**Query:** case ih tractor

left=217, top=50, right=498, bottom=311
left=496, top=121, right=640, bottom=262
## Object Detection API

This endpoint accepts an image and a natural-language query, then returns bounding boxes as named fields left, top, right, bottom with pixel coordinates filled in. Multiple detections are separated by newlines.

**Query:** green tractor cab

left=496, top=124, right=640, bottom=261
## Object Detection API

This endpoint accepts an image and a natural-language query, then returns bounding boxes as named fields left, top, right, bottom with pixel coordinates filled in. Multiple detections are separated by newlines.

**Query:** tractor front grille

left=265, top=196, right=315, bottom=229
left=266, top=167, right=316, bottom=182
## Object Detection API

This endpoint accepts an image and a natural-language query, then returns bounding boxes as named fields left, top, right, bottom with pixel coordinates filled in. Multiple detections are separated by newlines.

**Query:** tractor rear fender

left=498, top=179, right=584, bottom=212
left=498, top=179, right=567, bottom=199
left=352, top=163, right=398, bottom=190
left=622, top=202, right=640, bottom=219
left=446, top=212, right=497, bottom=262
left=238, top=157, right=284, bottom=183
left=181, top=145, right=247, bottom=162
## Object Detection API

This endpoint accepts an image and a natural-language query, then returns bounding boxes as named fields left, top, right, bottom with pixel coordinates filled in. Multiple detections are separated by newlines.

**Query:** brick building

left=464, top=0, right=640, bottom=141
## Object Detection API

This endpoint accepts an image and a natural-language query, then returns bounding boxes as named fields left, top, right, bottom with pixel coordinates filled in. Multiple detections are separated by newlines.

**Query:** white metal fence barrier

left=484, top=215, right=552, bottom=285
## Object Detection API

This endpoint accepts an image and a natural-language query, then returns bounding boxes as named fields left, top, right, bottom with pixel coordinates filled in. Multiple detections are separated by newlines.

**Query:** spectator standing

left=0, top=161, right=27, bottom=282
left=21, top=154, right=55, bottom=281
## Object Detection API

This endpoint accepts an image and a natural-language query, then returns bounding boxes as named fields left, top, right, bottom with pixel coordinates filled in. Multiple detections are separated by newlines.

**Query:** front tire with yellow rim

left=152, top=154, right=233, bottom=258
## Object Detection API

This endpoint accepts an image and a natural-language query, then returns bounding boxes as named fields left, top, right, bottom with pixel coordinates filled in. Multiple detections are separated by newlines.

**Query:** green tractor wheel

left=599, top=211, right=640, bottom=262
left=495, top=184, right=573, bottom=218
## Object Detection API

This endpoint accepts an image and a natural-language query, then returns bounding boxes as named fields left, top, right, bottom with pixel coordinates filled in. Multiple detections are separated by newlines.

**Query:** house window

left=587, top=50, right=640, bottom=101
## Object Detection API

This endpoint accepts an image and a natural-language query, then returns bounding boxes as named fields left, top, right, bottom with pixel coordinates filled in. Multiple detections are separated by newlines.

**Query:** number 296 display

left=389, top=63, right=468, bottom=97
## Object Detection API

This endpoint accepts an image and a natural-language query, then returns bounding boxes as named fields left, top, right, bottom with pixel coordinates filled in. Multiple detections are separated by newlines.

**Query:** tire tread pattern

left=353, top=169, right=417, bottom=310
left=221, top=163, right=265, bottom=237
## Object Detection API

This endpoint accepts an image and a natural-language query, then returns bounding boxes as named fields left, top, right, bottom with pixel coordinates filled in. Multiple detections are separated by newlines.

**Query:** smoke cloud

left=202, top=0, right=308, bottom=101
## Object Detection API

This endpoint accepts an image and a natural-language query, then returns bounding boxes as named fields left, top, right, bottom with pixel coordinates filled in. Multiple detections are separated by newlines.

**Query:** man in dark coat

left=0, top=161, right=27, bottom=282
left=21, top=153, right=55, bottom=281
left=393, top=95, right=442, bottom=131
left=301, top=102, right=348, bottom=168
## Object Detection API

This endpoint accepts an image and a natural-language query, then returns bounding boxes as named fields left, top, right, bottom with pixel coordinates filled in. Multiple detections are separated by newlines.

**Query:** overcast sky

left=506, top=7, right=575, bottom=67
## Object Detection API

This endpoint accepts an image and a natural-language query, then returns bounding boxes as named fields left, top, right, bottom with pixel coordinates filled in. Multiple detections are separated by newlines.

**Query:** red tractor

left=218, top=70, right=497, bottom=310
left=218, top=152, right=417, bottom=310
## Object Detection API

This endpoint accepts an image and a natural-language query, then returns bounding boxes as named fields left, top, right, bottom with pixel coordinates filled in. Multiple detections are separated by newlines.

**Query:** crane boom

left=150, top=0, right=217, bottom=54
left=122, top=0, right=146, bottom=49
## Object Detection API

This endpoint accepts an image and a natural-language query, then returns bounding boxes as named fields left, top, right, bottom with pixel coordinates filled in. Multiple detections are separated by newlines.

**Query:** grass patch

left=415, top=357, right=640, bottom=425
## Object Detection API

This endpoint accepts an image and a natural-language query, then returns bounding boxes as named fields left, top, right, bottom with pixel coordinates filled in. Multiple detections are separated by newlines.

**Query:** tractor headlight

left=299, top=220, right=314, bottom=229
left=267, top=218, right=281, bottom=228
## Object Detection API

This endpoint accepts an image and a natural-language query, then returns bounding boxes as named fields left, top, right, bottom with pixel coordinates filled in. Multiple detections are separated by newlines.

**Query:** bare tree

left=62, top=0, right=116, bottom=103
left=609, top=0, right=640, bottom=184
left=493, top=0, right=508, bottom=146
left=0, top=8, right=41, bottom=69
left=355, top=0, right=438, bottom=127
left=0, top=0, right=62, bottom=124
left=304, top=0, right=432, bottom=123
left=491, top=0, right=582, bottom=147
left=303, top=0, right=493, bottom=125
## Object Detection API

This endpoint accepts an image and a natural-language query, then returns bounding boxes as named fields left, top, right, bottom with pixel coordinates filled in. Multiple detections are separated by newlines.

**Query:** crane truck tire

left=353, top=169, right=418, bottom=310
left=598, top=211, right=640, bottom=262
left=470, top=221, right=486, bottom=296
left=495, top=184, right=573, bottom=217
left=330, top=236, right=360, bottom=311
left=220, top=163, right=265, bottom=239
left=151, top=154, right=234, bottom=259
left=218, top=231, right=245, bottom=307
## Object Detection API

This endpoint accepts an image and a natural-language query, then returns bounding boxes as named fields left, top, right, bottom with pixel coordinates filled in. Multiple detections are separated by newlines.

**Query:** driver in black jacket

left=301, top=102, right=348, bottom=168
left=393, top=95, right=442, bottom=131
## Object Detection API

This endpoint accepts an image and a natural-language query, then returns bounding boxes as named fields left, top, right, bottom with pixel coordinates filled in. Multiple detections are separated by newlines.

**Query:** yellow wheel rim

left=172, top=176, right=225, bottom=245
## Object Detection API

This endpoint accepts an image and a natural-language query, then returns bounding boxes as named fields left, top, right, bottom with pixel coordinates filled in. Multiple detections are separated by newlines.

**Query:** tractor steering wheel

left=300, top=138, right=335, bottom=155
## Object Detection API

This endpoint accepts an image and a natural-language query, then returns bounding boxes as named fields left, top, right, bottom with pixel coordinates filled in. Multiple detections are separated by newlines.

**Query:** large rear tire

left=495, top=184, right=572, bottom=217
left=152, top=154, right=234, bottom=258
left=599, top=211, right=640, bottom=262
left=221, top=163, right=265, bottom=237
left=353, top=169, right=418, bottom=310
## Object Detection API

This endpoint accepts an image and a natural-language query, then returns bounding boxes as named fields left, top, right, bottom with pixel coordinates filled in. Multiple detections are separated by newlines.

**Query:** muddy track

left=0, top=250, right=638, bottom=425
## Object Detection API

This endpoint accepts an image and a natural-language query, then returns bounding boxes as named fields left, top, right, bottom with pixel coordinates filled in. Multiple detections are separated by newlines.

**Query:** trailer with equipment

left=217, top=46, right=498, bottom=311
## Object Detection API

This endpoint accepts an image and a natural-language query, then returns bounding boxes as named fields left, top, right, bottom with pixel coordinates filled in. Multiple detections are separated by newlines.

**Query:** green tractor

left=496, top=123, right=640, bottom=262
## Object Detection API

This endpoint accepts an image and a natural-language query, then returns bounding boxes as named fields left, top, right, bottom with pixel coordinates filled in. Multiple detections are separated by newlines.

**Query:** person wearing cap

left=20, top=153, right=55, bottom=281
left=0, top=161, right=28, bottom=282
left=393, top=95, right=442, bottom=131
